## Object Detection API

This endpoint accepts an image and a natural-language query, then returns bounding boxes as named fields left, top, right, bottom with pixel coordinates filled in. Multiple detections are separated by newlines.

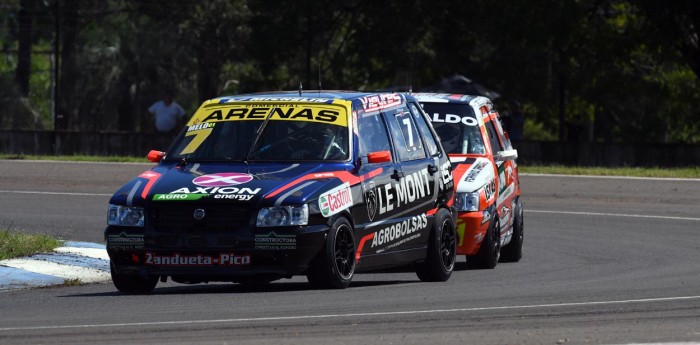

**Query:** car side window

left=493, top=113, right=513, bottom=150
left=409, top=103, right=440, bottom=156
left=358, top=112, right=392, bottom=157
left=484, top=120, right=504, bottom=153
left=385, top=107, right=426, bottom=162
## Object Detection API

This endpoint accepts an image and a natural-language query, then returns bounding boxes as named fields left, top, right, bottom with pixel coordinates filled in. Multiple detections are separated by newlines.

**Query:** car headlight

left=256, top=205, right=308, bottom=227
left=454, top=192, right=480, bottom=212
left=107, top=204, right=145, bottom=227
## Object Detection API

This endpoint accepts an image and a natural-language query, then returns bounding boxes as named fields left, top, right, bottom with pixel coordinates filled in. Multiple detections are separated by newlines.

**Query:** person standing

left=148, top=91, right=186, bottom=133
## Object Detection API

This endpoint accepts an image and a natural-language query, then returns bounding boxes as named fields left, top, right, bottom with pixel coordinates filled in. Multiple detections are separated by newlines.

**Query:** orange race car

left=414, top=93, right=523, bottom=269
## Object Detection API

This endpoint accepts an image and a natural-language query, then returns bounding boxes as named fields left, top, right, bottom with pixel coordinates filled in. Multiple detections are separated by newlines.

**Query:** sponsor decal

left=153, top=193, right=206, bottom=201
left=222, top=97, right=334, bottom=103
left=254, top=232, right=297, bottom=250
left=440, top=161, right=453, bottom=186
left=187, top=122, right=215, bottom=132
left=364, top=181, right=378, bottom=221
left=193, top=173, right=254, bottom=187
left=481, top=209, right=492, bottom=225
left=359, top=94, right=402, bottom=112
left=371, top=214, right=428, bottom=252
left=429, top=113, right=479, bottom=126
left=319, top=182, right=353, bottom=217
left=144, top=252, right=251, bottom=266
left=484, top=178, right=496, bottom=201
left=153, top=186, right=261, bottom=201
left=373, top=168, right=433, bottom=216
left=106, top=232, right=144, bottom=250
left=465, top=161, right=488, bottom=182
left=198, top=105, right=346, bottom=126
left=496, top=164, right=515, bottom=205
left=500, top=205, right=512, bottom=230
left=499, top=165, right=514, bottom=194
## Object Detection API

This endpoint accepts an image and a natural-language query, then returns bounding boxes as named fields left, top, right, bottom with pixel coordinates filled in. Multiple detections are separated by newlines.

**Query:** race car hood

left=109, top=162, right=356, bottom=208
left=450, top=156, right=496, bottom=193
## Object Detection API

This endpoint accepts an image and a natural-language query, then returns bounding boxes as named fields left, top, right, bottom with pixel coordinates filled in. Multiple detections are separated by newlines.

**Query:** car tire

left=415, top=208, right=456, bottom=282
left=307, top=217, right=356, bottom=289
left=110, top=262, right=158, bottom=294
left=467, top=215, right=501, bottom=269
left=500, top=201, right=523, bottom=262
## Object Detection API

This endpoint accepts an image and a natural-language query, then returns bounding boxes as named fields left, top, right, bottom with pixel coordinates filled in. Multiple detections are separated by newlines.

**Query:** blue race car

left=105, top=91, right=456, bottom=293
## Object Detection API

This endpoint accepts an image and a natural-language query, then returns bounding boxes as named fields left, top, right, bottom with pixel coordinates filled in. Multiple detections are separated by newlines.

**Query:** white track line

left=520, top=173, right=700, bottom=182
left=0, top=295, right=698, bottom=332
left=608, top=343, right=700, bottom=345
left=0, top=159, right=151, bottom=166
left=528, top=209, right=700, bottom=221
left=0, top=190, right=110, bottom=197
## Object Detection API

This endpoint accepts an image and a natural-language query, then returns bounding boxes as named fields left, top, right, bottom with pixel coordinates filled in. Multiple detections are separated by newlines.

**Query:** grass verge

left=62, top=278, right=83, bottom=287
left=0, top=228, right=64, bottom=261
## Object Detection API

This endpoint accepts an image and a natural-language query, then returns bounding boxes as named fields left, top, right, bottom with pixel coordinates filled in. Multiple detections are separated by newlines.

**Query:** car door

left=483, top=111, right=518, bottom=240
left=378, top=104, right=438, bottom=255
left=353, top=107, right=405, bottom=267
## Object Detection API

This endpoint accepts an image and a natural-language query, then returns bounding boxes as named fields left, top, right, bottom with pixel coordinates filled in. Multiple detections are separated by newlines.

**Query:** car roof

left=411, top=92, right=484, bottom=104
left=209, top=90, right=408, bottom=104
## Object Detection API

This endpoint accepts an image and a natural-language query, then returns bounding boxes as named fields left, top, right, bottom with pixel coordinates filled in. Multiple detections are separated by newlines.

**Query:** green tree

left=15, top=0, right=33, bottom=97
left=1, top=0, right=698, bottom=144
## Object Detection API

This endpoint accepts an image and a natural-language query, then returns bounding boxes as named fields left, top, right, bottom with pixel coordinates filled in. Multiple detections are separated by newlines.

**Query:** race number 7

left=402, top=117, right=414, bottom=147
left=180, top=128, right=213, bottom=155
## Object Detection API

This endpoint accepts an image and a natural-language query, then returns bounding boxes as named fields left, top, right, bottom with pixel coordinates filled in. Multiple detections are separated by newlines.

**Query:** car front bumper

left=455, top=207, right=495, bottom=256
left=105, top=223, right=328, bottom=281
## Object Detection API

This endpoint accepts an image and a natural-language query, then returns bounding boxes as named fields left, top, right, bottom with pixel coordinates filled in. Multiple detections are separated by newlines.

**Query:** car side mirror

left=494, top=149, right=518, bottom=161
left=367, top=150, right=392, bottom=164
left=147, top=150, right=165, bottom=163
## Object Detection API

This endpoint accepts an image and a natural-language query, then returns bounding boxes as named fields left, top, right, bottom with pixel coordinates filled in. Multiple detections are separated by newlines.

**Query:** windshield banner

left=188, top=103, right=349, bottom=127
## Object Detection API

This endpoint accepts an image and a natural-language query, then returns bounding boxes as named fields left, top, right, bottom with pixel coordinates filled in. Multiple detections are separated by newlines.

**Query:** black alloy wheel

left=416, top=208, right=456, bottom=282
left=439, top=215, right=457, bottom=273
left=307, top=217, right=356, bottom=289
left=334, top=223, right=356, bottom=280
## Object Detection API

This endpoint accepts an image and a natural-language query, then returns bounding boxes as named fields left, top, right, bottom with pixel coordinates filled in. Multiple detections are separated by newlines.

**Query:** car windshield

left=422, top=103, right=486, bottom=155
left=166, top=106, right=350, bottom=162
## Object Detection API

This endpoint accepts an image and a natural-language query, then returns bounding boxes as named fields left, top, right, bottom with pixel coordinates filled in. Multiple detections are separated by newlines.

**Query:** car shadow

left=455, top=261, right=471, bottom=271
left=59, top=278, right=420, bottom=297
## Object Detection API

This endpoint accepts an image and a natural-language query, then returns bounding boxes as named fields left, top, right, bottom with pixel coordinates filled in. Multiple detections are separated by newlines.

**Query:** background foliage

left=1, top=0, right=698, bottom=143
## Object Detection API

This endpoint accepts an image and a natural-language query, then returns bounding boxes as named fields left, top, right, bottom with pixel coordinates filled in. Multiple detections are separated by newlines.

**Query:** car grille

left=153, top=234, right=241, bottom=248
left=150, top=204, right=252, bottom=233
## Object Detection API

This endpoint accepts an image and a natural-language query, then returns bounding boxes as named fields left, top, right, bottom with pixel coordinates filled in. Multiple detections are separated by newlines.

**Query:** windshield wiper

left=244, top=107, right=278, bottom=163
left=176, top=156, right=188, bottom=168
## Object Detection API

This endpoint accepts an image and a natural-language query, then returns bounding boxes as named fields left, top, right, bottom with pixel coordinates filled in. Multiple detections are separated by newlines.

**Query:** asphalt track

left=1, top=160, right=699, bottom=344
